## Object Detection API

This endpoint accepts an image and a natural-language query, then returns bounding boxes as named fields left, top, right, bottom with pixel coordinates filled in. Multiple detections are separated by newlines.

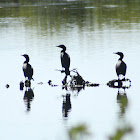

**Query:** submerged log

left=107, top=78, right=131, bottom=89
left=70, top=72, right=85, bottom=87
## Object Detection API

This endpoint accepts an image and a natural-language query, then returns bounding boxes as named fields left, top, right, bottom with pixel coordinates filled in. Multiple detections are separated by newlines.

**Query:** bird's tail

left=28, top=77, right=34, bottom=81
left=31, top=77, right=34, bottom=81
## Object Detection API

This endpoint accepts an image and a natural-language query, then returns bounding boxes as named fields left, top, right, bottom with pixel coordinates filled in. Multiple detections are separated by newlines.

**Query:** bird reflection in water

left=117, top=89, right=128, bottom=119
left=23, top=88, right=34, bottom=112
left=62, top=94, right=71, bottom=118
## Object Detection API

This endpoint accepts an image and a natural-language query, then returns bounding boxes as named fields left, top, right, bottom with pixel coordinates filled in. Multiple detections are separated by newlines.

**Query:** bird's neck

left=119, top=54, right=124, bottom=61
left=25, top=57, right=30, bottom=63
left=24, top=60, right=29, bottom=63
left=61, top=50, right=66, bottom=53
left=119, top=57, right=123, bottom=61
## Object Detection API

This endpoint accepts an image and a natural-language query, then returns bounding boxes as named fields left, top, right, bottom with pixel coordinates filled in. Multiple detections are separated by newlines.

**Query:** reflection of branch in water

left=117, top=90, right=128, bottom=119
left=62, top=94, right=71, bottom=118
left=23, top=88, right=34, bottom=112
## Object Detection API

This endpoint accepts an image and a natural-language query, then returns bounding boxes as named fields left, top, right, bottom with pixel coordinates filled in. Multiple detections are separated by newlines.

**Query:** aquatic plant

left=109, top=126, right=133, bottom=140
left=68, top=124, right=90, bottom=140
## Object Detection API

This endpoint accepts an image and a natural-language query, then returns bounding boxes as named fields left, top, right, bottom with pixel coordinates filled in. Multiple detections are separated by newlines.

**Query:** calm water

left=0, top=0, right=140, bottom=140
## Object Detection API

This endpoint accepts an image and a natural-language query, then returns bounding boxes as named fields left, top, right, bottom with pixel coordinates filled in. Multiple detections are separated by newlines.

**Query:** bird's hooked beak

left=22, top=55, right=27, bottom=59
left=113, top=52, right=117, bottom=54
left=56, top=45, right=66, bottom=51
left=21, top=54, right=29, bottom=59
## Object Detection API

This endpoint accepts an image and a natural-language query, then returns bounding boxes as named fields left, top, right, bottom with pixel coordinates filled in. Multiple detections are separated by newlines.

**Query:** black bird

left=114, top=52, right=127, bottom=80
left=57, top=45, right=70, bottom=75
left=22, top=54, right=34, bottom=81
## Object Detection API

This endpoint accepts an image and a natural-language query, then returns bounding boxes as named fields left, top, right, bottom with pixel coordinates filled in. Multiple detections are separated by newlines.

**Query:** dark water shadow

left=23, top=88, right=34, bottom=112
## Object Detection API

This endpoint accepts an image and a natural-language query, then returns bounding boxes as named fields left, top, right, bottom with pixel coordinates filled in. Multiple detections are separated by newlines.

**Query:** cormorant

left=114, top=52, right=127, bottom=80
left=57, top=45, right=70, bottom=75
left=22, top=54, right=34, bottom=81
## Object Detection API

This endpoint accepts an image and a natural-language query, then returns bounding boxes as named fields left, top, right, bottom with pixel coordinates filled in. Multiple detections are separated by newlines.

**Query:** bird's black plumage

left=22, top=54, right=34, bottom=81
left=57, top=45, right=70, bottom=75
left=114, top=52, right=127, bottom=80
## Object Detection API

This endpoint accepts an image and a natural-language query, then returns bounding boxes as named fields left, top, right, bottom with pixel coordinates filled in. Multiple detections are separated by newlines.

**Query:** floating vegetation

left=109, top=125, right=133, bottom=140
left=68, top=124, right=90, bottom=140
left=68, top=124, right=133, bottom=140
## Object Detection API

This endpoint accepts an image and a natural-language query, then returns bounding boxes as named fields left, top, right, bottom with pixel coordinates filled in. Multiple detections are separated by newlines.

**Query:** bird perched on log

left=114, top=52, right=127, bottom=80
left=22, top=54, right=34, bottom=81
left=56, top=45, right=70, bottom=75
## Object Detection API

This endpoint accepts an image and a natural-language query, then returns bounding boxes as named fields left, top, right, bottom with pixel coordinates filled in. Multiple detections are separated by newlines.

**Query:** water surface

left=0, top=0, right=140, bottom=140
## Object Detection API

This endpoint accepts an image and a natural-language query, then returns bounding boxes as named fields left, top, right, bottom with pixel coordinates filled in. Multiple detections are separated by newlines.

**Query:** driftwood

left=19, top=69, right=131, bottom=91
left=107, top=78, right=131, bottom=89
left=48, top=69, right=99, bottom=91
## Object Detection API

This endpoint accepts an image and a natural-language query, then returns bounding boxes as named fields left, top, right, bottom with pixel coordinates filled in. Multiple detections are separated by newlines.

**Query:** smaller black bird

left=22, top=54, right=34, bottom=81
left=114, top=52, right=127, bottom=80
left=57, top=45, right=70, bottom=75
